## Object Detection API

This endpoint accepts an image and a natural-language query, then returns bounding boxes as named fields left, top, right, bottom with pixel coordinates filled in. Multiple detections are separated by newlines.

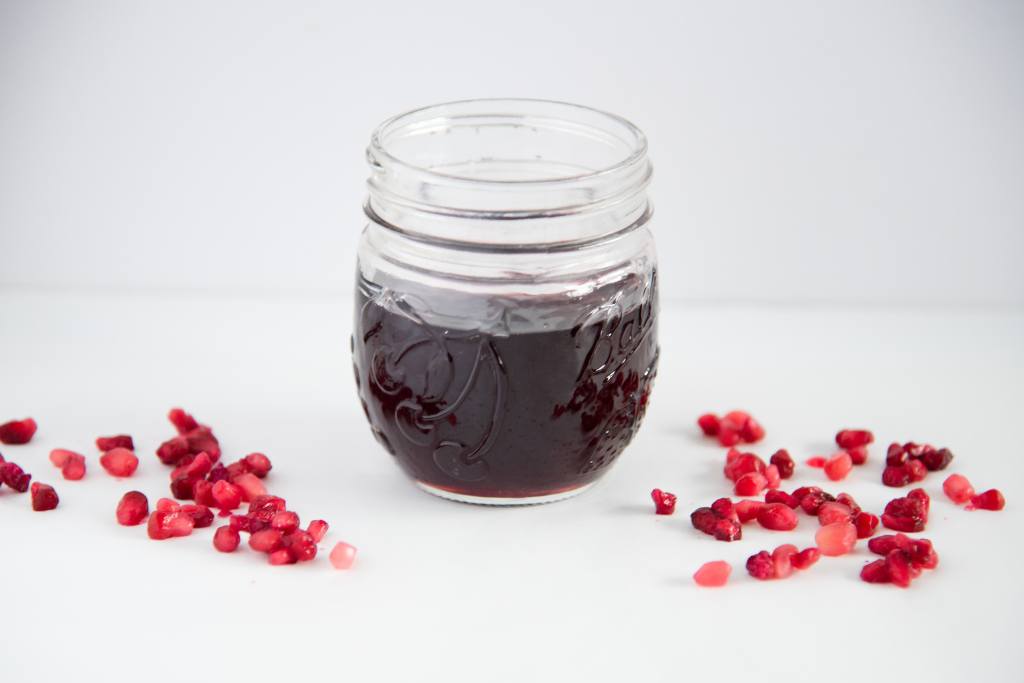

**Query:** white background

left=1, top=0, right=1022, bottom=305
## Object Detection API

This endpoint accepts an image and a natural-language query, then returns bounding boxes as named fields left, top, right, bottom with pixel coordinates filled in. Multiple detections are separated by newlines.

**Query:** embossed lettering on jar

left=352, top=99, right=658, bottom=504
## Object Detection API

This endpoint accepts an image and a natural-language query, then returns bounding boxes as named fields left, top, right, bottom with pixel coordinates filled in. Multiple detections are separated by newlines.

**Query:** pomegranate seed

left=30, top=482, right=59, bottom=511
left=734, top=500, right=764, bottom=523
left=183, top=452, right=212, bottom=479
left=824, top=452, right=853, bottom=481
left=268, top=549, right=295, bottom=565
left=764, top=464, right=781, bottom=490
left=846, top=445, right=869, bottom=465
left=881, top=493, right=928, bottom=533
left=799, top=490, right=835, bottom=516
left=0, top=418, right=37, bottom=445
left=156, top=497, right=180, bottom=513
left=836, top=429, right=873, bottom=449
left=248, top=495, right=286, bottom=513
left=721, top=410, right=749, bottom=429
left=739, top=416, right=765, bottom=443
left=868, top=534, right=914, bottom=556
left=99, top=448, right=139, bottom=477
left=817, top=502, right=853, bottom=526
left=791, top=547, right=821, bottom=570
left=886, top=443, right=907, bottom=466
left=882, top=465, right=911, bottom=488
left=920, top=447, right=953, bottom=471
left=184, top=427, right=221, bottom=462
left=156, top=436, right=190, bottom=466
left=835, top=493, right=862, bottom=514
left=225, top=461, right=250, bottom=481
left=213, top=526, right=240, bottom=552
left=942, top=474, right=975, bottom=505
left=734, top=472, right=768, bottom=497
left=969, top=489, right=1005, bottom=511
left=791, top=486, right=821, bottom=502
left=904, top=442, right=930, bottom=457
left=169, top=475, right=196, bottom=500
left=232, top=473, right=266, bottom=502
left=909, top=538, right=939, bottom=569
left=651, top=488, right=677, bottom=515
left=815, top=522, right=857, bottom=556
left=724, top=452, right=766, bottom=481
left=805, top=456, right=826, bottom=468
left=147, top=512, right=171, bottom=540
left=905, top=458, right=927, bottom=483
left=697, top=414, right=720, bottom=436
left=116, top=491, right=149, bottom=525
left=283, top=530, right=317, bottom=562
left=717, top=428, right=740, bottom=447
left=860, top=559, right=891, bottom=584
left=690, top=506, right=742, bottom=541
left=271, top=510, right=300, bottom=533
left=168, top=407, right=200, bottom=435
left=49, top=449, right=77, bottom=468
left=908, top=488, right=930, bottom=515
left=725, top=447, right=742, bottom=464
left=249, top=528, right=284, bottom=553
left=62, top=456, right=86, bottom=481
left=0, top=461, right=31, bottom=492
left=769, top=449, right=795, bottom=479
left=193, top=479, right=216, bottom=506
left=307, top=519, right=329, bottom=543
left=709, top=497, right=735, bottom=519
left=854, top=512, right=879, bottom=538
left=229, top=514, right=256, bottom=533
left=885, top=549, right=916, bottom=588
left=180, top=504, right=214, bottom=528
left=155, top=511, right=193, bottom=538
left=746, top=550, right=775, bottom=580
left=243, top=452, right=272, bottom=478
left=693, top=560, right=731, bottom=587
left=765, top=490, right=798, bottom=509
left=96, top=435, right=134, bottom=451
left=329, top=542, right=358, bottom=569
left=212, top=480, right=243, bottom=511
left=772, top=544, right=798, bottom=579
left=207, top=463, right=229, bottom=483
left=757, top=503, right=799, bottom=531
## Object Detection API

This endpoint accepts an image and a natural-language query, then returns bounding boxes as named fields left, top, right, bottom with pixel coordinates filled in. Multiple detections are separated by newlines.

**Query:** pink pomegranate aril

left=651, top=488, right=677, bottom=515
left=61, top=457, right=86, bottom=481
left=854, top=512, right=880, bottom=539
left=693, top=560, right=731, bottom=587
left=772, top=544, right=798, bottom=579
left=735, top=500, right=765, bottom=523
left=805, top=456, right=826, bottom=468
left=0, top=417, right=37, bottom=445
left=249, top=528, right=284, bottom=553
left=816, top=522, right=857, bottom=556
left=860, top=559, right=891, bottom=584
left=156, top=497, right=181, bottom=514
left=746, top=550, right=775, bottom=580
left=99, top=447, right=139, bottom=477
left=96, top=435, right=134, bottom=451
left=769, top=449, right=795, bottom=479
left=764, top=490, right=798, bottom=509
left=739, top=416, right=765, bottom=444
left=846, top=445, right=869, bottom=466
left=943, top=474, right=975, bottom=505
left=697, top=413, right=720, bottom=436
left=836, top=429, right=874, bottom=449
left=329, top=542, right=358, bottom=570
left=764, top=464, right=781, bottom=490
left=232, top=473, right=266, bottom=502
left=791, top=547, right=821, bottom=570
left=211, top=480, right=243, bottom=511
left=167, top=407, right=200, bottom=435
left=817, top=502, right=854, bottom=526
left=307, top=519, right=329, bottom=543
left=969, top=489, right=1005, bottom=511
left=116, top=491, right=149, bottom=526
left=268, top=549, right=296, bottom=565
left=757, top=503, right=799, bottom=531
left=165, top=512, right=195, bottom=537
left=49, top=449, right=78, bottom=468
left=213, top=526, right=241, bottom=553
left=734, top=472, right=768, bottom=497
left=30, top=482, right=59, bottom=511
left=147, top=512, right=172, bottom=540
left=271, top=510, right=301, bottom=533
left=717, top=428, right=740, bottom=447
left=824, top=452, right=853, bottom=481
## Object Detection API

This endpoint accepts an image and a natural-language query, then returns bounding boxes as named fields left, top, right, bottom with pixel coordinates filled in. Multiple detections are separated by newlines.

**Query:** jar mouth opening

left=369, top=98, right=649, bottom=187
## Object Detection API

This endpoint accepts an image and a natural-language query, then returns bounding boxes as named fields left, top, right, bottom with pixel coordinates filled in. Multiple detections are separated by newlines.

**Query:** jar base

left=415, top=481, right=596, bottom=506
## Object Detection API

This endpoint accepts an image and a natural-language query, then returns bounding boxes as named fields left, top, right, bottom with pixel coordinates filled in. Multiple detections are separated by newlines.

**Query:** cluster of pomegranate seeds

left=881, top=488, right=929, bottom=532
left=882, top=442, right=953, bottom=487
left=99, top=447, right=139, bottom=477
left=650, top=488, right=677, bottom=515
left=30, top=482, right=59, bottom=511
left=861, top=534, right=939, bottom=587
left=116, top=491, right=150, bottom=525
left=697, top=410, right=765, bottom=447
left=0, top=459, right=32, bottom=492
left=746, top=543, right=819, bottom=580
left=693, top=560, right=732, bottom=587
left=157, top=408, right=222, bottom=466
left=0, top=417, right=37, bottom=445
left=691, top=498, right=742, bottom=541
left=50, top=449, right=86, bottom=480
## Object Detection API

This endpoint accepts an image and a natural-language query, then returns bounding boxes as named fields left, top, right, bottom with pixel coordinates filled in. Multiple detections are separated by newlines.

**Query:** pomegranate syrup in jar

left=353, top=99, right=658, bottom=504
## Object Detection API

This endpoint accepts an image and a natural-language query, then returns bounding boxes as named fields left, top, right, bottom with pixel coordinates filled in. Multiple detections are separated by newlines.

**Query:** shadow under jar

left=353, top=99, right=658, bottom=505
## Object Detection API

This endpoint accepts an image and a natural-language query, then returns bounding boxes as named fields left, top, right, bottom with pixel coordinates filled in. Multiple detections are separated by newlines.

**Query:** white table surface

left=1, top=289, right=1021, bottom=682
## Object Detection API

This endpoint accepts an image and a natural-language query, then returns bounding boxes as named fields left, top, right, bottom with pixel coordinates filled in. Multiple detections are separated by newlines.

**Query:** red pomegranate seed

left=61, top=456, right=86, bottom=481
left=99, top=448, right=139, bottom=477
left=734, top=472, right=768, bottom=497
left=909, top=538, right=939, bottom=569
left=881, top=494, right=928, bottom=533
left=156, top=497, right=180, bottom=513
left=168, top=407, right=200, bottom=435
left=860, top=559, right=890, bottom=584
left=30, top=482, right=59, bottom=511
left=718, top=428, right=740, bottom=447
left=330, top=542, right=358, bottom=569
left=835, top=493, right=861, bottom=514
left=249, top=528, right=284, bottom=553
left=765, top=490, right=798, bottom=509
left=248, top=494, right=287, bottom=513
left=213, top=526, right=240, bottom=552
left=147, top=512, right=171, bottom=540
left=769, top=449, right=795, bottom=479
left=868, top=533, right=913, bottom=556
left=0, top=461, right=31, bottom=492
left=725, top=447, right=741, bottom=464
left=169, top=475, right=196, bottom=500
left=886, top=443, right=907, bottom=466
left=791, top=485, right=820, bottom=502
left=230, top=514, right=258, bottom=533
left=184, top=427, right=221, bottom=462
left=791, top=547, right=821, bottom=570
left=721, top=410, right=750, bottom=428
left=271, top=510, right=300, bottom=533
left=746, top=550, right=775, bottom=580
left=49, top=449, right=76, bottom=468
left=882, top=465, right=911, bottom=487
left=734, top=500, right=764, bottom=523
left=969, top=489, right=1005, bottom=511
left=283, top=530, right=318, bottom=562
left=805, top=456, right=826, bottom=468
left=180, top=504, right=214, bottom=528
left=232, top=473, right=266, bottom=502
left=156, top=436, right=190, bottom=465
left=757, top=503, right=799, bottom=531
left=824, top=452, right=853, bottom=481
left=116, top=491, right=149, bottom=526
left=739, top=416, right=765, bottom=443
left=799, top=490, right=835, bottom=516
left=908, top=488, right=930, bottom=515
left=693, top=560, right=731, bottom=587
left=691, top=506, right=742, bottom=541
left=772, top=544, right=798, bottom=579
left=167, top=513, right=194, bottom=537
left=242, top=452, right=272, bottom=478
left=942, top=474, right=974, bottom=505
left=920, top=447, right=953, bottom=472
left=817, top=502, right=853, bottom=526
left=846, top=446, right=869, bottom=465
left=193, top=479, right=215, bottom=506
left=207, top=463, right=229, bottom=483
left=212, top=480, right=243, bottom=511
left=724, top=452, right=766, bottom=481
left=710, top=497, right=736, bottom=519
left=815, top=522, right=857, bottom=556
left=651, top=488, right=677, bottom=515
left=905, top=458, right=927, bottom=483
left=697, top=414, right=720, bottom=436
left=268, top=549, right=295, bottom=565
left=836, top=429, right=873, bottom=449
left=885, top=549, right=916, bottom=588
left=0, top=418, right=37, bottom=445
left=96, top=435, right=134, bottom=451
left=764, top=464, right=781, bottom=490
left=854, top=512, right=880, bottom=538
left=307, top=519, right=329, bottom=543
left=183, top=452, right=212, bottom=479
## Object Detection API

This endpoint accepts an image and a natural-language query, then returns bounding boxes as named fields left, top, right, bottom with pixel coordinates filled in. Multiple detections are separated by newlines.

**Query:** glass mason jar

left=352, top=99, right=658, bottom=505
